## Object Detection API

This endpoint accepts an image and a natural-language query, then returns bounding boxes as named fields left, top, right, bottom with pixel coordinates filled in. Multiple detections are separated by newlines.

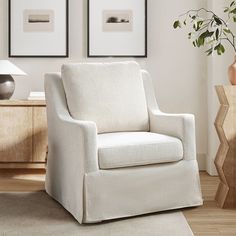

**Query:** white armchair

left=44, top=62, right=203, bottom=224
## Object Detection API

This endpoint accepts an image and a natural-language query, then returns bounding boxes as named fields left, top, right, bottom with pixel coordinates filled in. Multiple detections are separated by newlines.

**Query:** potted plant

left=173, top=1, right=236, bottom=85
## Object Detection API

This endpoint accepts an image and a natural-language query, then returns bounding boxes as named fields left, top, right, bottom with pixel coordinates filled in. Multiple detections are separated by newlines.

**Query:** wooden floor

left=0, top=170, right=236, bottom=235
left=184, top=172, right=236, bottom=236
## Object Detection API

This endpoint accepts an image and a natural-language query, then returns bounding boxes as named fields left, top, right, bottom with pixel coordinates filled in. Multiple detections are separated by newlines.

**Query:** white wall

left=207, top=0, right=235, bottom=175
left=147, top=0, right=208, bottom=169
left=0, top=0, right=146, bottom=98
left=0, top=0, right=208, bottom=169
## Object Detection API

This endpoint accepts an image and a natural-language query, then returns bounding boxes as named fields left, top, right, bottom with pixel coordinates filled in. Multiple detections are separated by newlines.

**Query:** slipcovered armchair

left=44, top=62, right=203, bottom=224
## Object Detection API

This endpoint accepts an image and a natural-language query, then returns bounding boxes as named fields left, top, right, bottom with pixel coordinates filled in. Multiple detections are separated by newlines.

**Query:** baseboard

left=206, top=156, right=218, bottom=176
left=197, top=153, right=206, bottom=171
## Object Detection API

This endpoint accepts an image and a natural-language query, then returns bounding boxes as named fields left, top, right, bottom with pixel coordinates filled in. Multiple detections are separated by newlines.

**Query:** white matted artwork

left=9, top=0, right=68, bottom=57
left=103, top=10, right=133, bottom=32
left=88, top=0, right=147, bottom=57
left=23, top=10, right=54, bottom=32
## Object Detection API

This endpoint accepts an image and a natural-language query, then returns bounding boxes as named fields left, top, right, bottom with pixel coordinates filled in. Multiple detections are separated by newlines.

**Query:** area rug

left=0, top=192, right=194, bottom=236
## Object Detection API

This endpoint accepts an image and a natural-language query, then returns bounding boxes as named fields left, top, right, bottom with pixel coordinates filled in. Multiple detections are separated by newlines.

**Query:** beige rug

left=0, top=192, right=194, bottom=236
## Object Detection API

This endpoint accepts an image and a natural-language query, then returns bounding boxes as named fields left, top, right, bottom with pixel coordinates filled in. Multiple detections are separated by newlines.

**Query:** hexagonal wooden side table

left=215, top=85, right=236, bottom=208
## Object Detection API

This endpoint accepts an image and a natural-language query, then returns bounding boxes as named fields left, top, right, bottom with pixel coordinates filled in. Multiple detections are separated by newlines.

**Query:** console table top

left=0, top=100, right=46, bottom=106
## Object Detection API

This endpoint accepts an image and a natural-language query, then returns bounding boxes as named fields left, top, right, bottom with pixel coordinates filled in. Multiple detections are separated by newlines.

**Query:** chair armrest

left=45, top=112, right=98, bottom=223
left=48, top=112, right=98, bottom=174
left=45, top=72, right=98, bottom=223
left=149, top=110, right=196, bottom=161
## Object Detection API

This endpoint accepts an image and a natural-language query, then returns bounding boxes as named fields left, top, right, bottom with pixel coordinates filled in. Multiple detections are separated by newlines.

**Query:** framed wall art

left=9, top=0, right=69, bottom=57
left=88, top=0, right=147, bottom=57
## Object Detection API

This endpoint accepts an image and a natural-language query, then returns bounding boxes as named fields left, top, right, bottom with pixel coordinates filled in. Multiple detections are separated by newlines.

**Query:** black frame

left=87, top=0, right=147, bottom=58
left=8, top=0, right=69, bottom=58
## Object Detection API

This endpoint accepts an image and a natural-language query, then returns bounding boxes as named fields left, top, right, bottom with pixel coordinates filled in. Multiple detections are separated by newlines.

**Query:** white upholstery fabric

left=98, top=132, right=183, bottom=169
left=45, top=73, right=98, bottom=224
left=44, top=66, right=203, bottom=224
left=84, top=160, right=202, bottom=223
left=141, top=70, right=196, bottom=161
left=61, top=61, right=149, bottom=133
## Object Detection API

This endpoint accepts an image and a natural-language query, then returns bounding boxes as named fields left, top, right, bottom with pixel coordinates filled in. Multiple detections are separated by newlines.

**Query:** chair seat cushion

left=98, top=132, right=183, bottom=169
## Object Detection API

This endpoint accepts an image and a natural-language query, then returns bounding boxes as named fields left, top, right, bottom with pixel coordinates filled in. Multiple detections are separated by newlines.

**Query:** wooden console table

left=0, top=100, right=47, bottom=169
left=215, top=86, right=236, bottom=208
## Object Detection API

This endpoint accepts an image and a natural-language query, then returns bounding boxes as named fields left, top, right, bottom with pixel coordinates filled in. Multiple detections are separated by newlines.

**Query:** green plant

left=173, top=1, right=236, bottom=55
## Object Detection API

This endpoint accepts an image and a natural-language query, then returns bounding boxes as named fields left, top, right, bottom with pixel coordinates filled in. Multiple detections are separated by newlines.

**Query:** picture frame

left=88, top=0, right=147, bottom=57
left=9, top=0, right=69, bottom=58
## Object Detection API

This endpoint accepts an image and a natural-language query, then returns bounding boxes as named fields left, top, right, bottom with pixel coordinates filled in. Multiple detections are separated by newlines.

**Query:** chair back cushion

left=61, top=61, right=149, bottom=133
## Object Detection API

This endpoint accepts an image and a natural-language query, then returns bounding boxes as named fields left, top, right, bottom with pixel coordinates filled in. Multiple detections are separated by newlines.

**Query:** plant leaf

left=214, top=43, right=225, bottom=55
left=206, top=48, right=213, bottom=56
left=197, top=36, right=205, bottom=47
left=205, top=48, right=212, bottom=53
left=207, top=51, right=213, bottom=56
left=230, top=8, right=236, bottom=14
left=195, top=39, right=200, bottom=47
left=223, top=28, right=231, bottom=34
left=224, top=7, right=229, bottom=12
left=214, top=16, right=222, bottom=25
left=206, top=30, right=214, bottom=37
left=199, top=30, right=214, bottom=40
left=188, top=32, right=192, bottom=39
left=220, top=44, right=225, bottom=53
left=215, top=28, right=219, bottom=40
left=173, top=20, right=181, bottom=29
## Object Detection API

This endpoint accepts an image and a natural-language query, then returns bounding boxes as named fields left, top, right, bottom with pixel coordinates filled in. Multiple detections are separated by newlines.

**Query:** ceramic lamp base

left=0, top=75, right=15, bottom=99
